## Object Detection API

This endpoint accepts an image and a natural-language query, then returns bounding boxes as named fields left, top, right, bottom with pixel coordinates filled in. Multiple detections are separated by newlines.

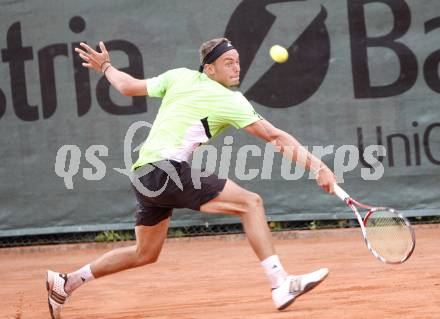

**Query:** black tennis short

left=132, top=160, right=227, bottom=226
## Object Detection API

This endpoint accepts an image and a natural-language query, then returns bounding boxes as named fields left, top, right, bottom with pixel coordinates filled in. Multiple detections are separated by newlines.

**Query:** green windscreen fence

left=1, top=0, right=439, bottom=236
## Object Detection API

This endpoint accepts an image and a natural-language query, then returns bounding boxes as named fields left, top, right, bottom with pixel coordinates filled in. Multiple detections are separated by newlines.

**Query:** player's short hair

left=199, top=37, right=231, bottom=64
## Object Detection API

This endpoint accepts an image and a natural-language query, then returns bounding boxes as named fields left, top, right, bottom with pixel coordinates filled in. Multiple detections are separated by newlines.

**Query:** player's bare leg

left=200, top=179, right=274, bottom=260
left=200, top=179, right=328, bottom=310
left=88, top=217, right=170, bottom=278
left=46, top=217, right=170, bottom=319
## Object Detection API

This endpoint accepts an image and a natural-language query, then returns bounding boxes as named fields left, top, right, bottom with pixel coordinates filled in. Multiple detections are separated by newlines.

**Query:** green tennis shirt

left=132, top=68, right=262, bottom=169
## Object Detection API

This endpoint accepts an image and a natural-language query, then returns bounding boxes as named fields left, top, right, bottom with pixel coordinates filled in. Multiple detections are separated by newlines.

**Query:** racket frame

left=334, top=184, right=416, bottom=264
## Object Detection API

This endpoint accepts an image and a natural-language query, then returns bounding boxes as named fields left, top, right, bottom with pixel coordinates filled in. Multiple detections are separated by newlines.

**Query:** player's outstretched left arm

left=75, top=41, right=148, bottom=97
left=243, top=119, right=336, bottom=194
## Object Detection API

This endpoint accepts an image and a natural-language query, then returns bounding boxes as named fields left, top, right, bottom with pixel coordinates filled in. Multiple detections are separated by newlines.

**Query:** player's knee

left=135, top=248, right=160, bottom=266
left=136, top=254, right=159, bottom=266
left=244, top=192, right=263, bottom=211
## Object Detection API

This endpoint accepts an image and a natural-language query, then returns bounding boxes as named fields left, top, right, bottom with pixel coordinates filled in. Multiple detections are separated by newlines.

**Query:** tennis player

left=46, top=37, right=336, bottom=319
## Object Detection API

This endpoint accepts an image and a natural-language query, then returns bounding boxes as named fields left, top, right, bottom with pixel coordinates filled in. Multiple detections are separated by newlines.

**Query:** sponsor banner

left=0, top=0, right=439, bottom=236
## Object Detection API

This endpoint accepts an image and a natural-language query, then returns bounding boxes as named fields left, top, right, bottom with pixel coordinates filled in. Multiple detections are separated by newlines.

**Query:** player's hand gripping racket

left=333, top=184, right=415, bottom=264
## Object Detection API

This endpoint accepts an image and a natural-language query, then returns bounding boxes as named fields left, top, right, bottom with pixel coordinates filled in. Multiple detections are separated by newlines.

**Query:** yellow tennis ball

left=270, top=45, right=289, bottom=63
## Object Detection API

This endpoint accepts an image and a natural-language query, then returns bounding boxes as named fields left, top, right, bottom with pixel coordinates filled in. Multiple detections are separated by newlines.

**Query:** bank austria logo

left=225, top=0, right=330, bottom=108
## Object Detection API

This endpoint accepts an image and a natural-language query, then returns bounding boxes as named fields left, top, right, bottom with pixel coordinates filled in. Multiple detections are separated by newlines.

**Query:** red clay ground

left=1, top=224, right=439, bottom=319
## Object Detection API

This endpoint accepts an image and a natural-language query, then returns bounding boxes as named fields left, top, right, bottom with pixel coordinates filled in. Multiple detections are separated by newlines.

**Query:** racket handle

left=334, top=184, right=350, bottom=202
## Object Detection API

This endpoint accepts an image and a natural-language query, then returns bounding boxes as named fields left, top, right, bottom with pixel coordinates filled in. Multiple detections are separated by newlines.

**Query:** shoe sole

left=46, top=271, right=56, bottom=319
left=278, top=272, right=329, bottom=310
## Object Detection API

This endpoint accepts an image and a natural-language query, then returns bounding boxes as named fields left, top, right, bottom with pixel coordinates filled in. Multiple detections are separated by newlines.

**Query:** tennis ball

left=269, top=45, right=289, bottom=63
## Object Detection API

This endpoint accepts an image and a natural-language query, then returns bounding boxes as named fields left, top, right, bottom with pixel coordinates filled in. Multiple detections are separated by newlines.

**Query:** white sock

left=261, top=255, right=288, bottom=289
left=65, top=264, right=95, bottom=294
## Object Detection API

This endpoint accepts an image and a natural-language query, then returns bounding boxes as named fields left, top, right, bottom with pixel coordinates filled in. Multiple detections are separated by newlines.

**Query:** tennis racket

left=333, top=184, right=416, bottom=264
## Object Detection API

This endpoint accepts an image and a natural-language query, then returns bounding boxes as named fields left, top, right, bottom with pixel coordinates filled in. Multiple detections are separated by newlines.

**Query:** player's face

left=209, top=49, right=240, bottom=87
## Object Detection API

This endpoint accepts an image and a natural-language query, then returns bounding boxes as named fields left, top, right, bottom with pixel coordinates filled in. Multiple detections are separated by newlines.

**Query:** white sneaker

left=272, top=268, right=329, bottom=310
left=46, top=270, right=70, bottom=319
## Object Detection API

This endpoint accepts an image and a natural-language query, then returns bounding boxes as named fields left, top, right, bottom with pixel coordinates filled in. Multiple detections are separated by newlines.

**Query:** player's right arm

left=75, top=41, right=148, bottom=97
left=243, top=118, right=336, bottom=194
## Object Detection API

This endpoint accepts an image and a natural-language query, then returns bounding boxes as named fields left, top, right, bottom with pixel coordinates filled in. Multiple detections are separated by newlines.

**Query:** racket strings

left=364, top=210, right=414, bottom=263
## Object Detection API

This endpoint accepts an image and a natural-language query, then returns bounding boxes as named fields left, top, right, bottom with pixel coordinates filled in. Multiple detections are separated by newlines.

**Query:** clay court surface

left=1, top=224, right=439, bottom=319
